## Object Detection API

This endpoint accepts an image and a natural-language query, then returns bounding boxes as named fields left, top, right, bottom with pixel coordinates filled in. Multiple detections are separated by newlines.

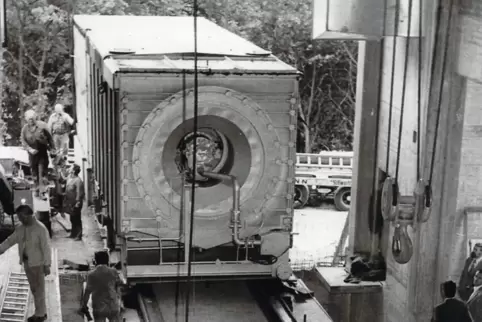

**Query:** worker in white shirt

left=0, top=204, right=51, bottom=322
left=48, top=103, right=74, bottom=160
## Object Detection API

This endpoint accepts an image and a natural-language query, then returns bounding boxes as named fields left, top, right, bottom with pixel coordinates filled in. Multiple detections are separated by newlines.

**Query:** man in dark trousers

left=0, top=204, right=51, bottom=322
left=20, top=109, right=56, bottom=197
left=81, top=251, right=123, bottom=322
left=432, top=280, right=473, bottom=322
left=64, top=164, right=85, bottom=240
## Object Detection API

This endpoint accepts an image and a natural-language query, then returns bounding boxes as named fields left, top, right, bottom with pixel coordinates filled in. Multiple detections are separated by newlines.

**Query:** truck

left=295, top=151, right=353, bottom=211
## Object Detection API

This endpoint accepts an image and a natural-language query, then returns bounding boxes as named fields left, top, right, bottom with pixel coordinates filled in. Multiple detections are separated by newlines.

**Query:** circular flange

left=132, top=86, right=287, bottom=222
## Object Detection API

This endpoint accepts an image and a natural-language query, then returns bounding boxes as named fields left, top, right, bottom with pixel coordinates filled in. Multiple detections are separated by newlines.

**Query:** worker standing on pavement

left=81, top=250, right=123, bottom=322
left=48, top=103, right=74, bottom=161
left=64, top=164, right=85, bottom=240
left=21, top=109, right=56, bottom=197
left=0, top=204, right=51, bottom=322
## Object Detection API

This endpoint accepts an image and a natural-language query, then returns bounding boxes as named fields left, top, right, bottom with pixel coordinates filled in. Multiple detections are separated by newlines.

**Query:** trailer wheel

left=334, top=188, right=351, bottom=212
left=294, top=185, right=310, bottom=209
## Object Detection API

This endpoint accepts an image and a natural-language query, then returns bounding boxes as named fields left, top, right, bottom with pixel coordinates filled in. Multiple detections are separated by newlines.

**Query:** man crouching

left=0, top=204, right=51, bottom=322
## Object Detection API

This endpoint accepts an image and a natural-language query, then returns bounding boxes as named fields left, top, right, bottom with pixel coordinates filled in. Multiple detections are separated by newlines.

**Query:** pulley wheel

left=381, top=177, right=399, bottom=221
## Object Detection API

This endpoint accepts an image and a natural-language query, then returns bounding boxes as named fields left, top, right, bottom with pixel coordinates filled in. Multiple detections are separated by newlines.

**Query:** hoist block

left=381, top=177, right=431, bottom=225
left=381, top=177, right=432, bottom=264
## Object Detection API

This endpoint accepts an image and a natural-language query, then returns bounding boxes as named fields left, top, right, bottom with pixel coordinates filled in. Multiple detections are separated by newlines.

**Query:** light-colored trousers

left=53, top=133, right=70, bottom=158
left=24, top=265, right=47, bottom=317
left=93, top=312, right=121, bottom=322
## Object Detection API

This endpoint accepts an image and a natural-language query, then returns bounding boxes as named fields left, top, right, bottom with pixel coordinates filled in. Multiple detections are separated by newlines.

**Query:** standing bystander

left=48, top=104, right=74, bottom=160
left=64, top=164, right=85, bottom=240
left=0, top=204, right=51, bottom=322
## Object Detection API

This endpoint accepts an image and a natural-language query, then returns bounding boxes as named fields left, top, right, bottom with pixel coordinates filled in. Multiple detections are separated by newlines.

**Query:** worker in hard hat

left=20, top=109, right=55, bottom=197
left=48, top=103, right=74, bottom=160
left=0, top=204, right=51, bottom=322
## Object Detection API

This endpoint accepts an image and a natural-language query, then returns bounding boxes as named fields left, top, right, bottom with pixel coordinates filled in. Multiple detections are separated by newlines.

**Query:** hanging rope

left=394, top=0, right=414, bottom=181
left=385, top=0, right=401, bottom=175
left=185, top=1, right=199, bottom=320
left=428, top=0, right=454, bottom=187
left=416, top=0, right=423, bottom=180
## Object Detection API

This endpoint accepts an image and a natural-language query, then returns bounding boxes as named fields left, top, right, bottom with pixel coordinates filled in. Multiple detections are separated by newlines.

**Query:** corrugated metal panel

left=73, top=15, right=270, bottom=57
left=73, top=15, right=298, bottom=75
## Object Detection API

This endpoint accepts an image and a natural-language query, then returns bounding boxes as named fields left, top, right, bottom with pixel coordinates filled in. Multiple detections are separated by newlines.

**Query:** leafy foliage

left=1, top=0, right=356, bottom=152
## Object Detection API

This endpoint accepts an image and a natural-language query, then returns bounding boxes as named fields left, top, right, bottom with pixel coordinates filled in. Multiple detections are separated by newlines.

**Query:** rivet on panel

left=156, top=209, right=162, bottom=216
left=290, top=98, right=297, bottom=104
left=123, top=179, right=129, bottom=184
left=135, top=160, right=141, bottom=166
left=122, top=108, right=128, bottom=115
left=286, top=194, right=293, bottom=200
left=123, top=196, right=129, bottom=202
left=286, top=208, right=292, bottom=214
left=155, top=108, right=162, bottom=115
left=286, top=178, right=293, bottom=183
left=122, top=141, right=129, bottom=148
left=225, top=91, right=232, bottom=96
left=289, top=125, right=296, bottom=131
left=289, top=110, right=296, bottom=116
left=267, top=124, right=274, bottom=131
left=122, top=160, right=129, bottom=166
left=137, top=178, right=143, bottom=184
left=288, top=142, right=295, bottom=148
left=287, top=160, right=294, bottom=166
left=272, top=177, right=279, bottom=183
left=122, top=124, right=129, bottom=131
left=170, top=97, right=177, bottom=104
left=122, top=97, right=129, bottom=103
left=144, top=195, right=151, bottom=201
left=156, top=216, right=163, bottom=222
left=136, top=141, right=143, bottom=148
left=275, top=159, right=282, bottom=165
left=265, top=193, right=272, bottom=200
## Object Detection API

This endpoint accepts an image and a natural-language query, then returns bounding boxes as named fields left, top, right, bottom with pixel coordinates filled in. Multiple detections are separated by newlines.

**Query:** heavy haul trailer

left=73, top=14, right=304, bottom=282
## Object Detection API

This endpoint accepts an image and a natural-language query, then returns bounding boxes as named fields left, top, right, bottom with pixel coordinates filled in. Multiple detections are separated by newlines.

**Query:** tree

left=1, top=0, right=357, bottom=152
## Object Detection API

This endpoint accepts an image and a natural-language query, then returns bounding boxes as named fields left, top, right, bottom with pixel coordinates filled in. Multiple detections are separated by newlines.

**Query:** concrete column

left=349, top=40, right=383, bottom=257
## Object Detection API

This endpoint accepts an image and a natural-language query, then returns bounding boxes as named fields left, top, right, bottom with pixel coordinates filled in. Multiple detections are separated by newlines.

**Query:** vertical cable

left=185, top=1, right=199, bottom=320
left=385, top=0, right=401, bottom=174
left=394, top=0, right=414, bottom=180
left=429, top=0, right=454, bottom=186
left=416, top=0, right=423, bottom=179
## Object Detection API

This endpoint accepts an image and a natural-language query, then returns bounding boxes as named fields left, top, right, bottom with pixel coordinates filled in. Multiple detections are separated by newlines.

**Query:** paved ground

left=290, top=203, right=348, bottom=270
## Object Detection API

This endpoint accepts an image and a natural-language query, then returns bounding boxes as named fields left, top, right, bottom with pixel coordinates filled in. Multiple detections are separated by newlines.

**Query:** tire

left=334, top=188, right=351, bottom=212
left=294, top=185, right=310, bottom=209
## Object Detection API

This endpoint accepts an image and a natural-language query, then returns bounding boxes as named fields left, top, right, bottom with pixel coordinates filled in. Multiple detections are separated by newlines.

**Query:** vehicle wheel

left=294, top=185, right=310, bottom=209
left=334, top=188, right=351, bottom=211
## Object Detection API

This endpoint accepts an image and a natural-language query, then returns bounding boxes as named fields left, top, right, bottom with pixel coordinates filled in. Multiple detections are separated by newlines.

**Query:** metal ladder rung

left=0, top=318, right=24, bottom=322
left=3, top=301, right=26, bottom=306
left=5, top=292, right=28, bottom=297
left=1, top=311, right=25, bottom=316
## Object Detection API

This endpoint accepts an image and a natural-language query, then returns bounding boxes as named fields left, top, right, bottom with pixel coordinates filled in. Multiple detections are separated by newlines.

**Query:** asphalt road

left=290, top=203, right=348, bottom=269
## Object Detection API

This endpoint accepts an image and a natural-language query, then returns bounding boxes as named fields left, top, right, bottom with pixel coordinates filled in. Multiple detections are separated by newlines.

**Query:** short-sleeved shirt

left=85, top=265, right=122, bottom=315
